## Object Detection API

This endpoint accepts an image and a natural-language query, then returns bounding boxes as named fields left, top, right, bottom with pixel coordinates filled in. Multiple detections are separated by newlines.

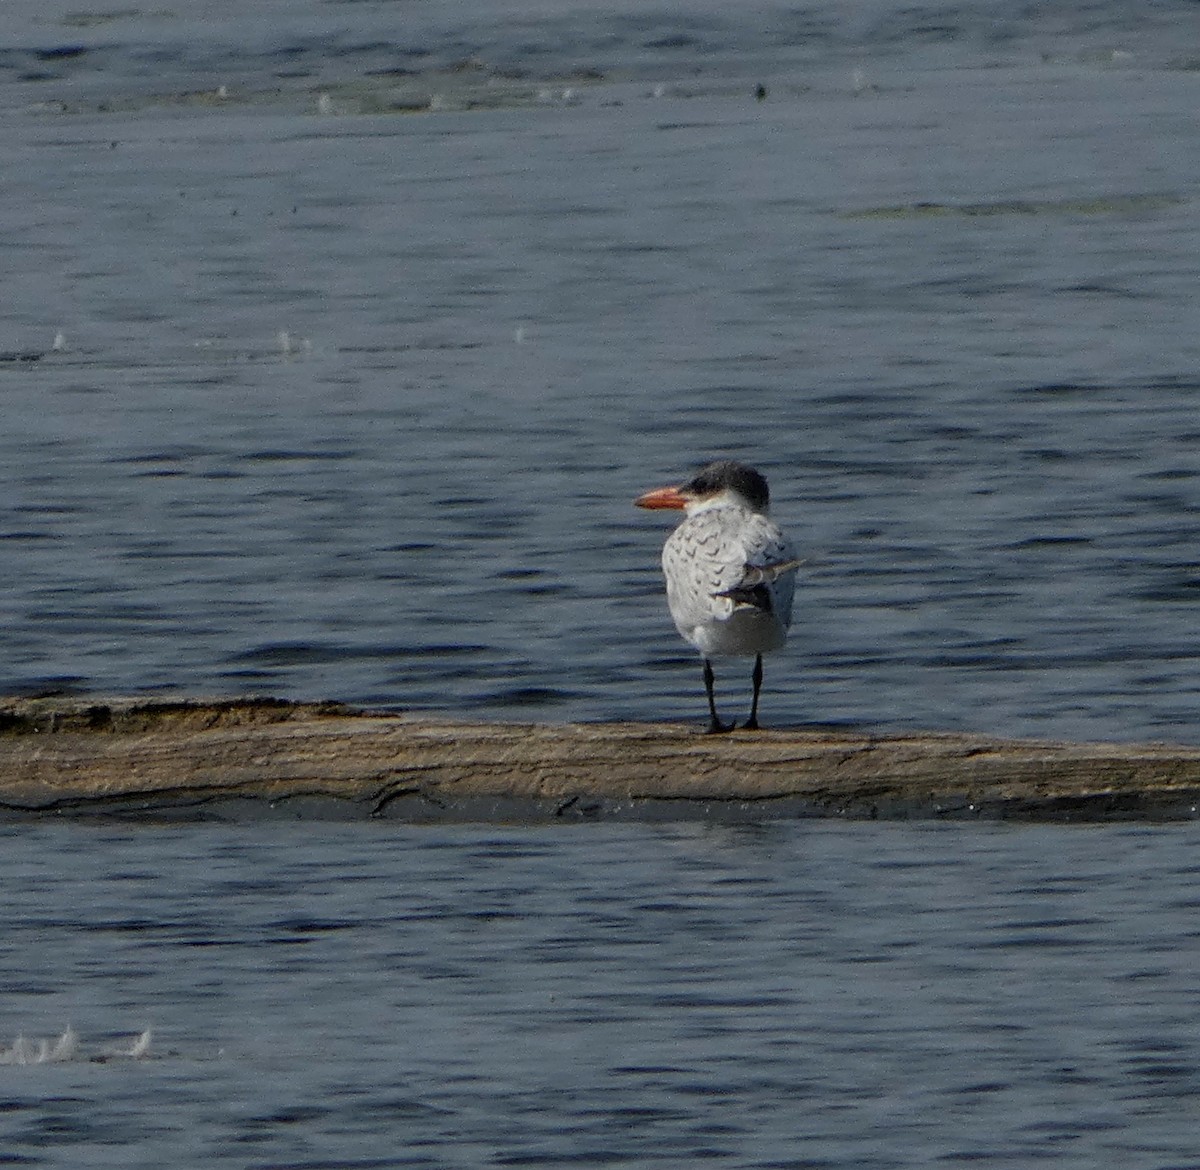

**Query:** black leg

left=703, top=658, right=734, bottom=734
left=743, top=653, right=764, bottom=731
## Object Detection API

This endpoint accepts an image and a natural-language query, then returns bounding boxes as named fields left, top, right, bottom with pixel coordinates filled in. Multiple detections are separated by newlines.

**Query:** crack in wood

left=3, top=698, right=1200, bottom=821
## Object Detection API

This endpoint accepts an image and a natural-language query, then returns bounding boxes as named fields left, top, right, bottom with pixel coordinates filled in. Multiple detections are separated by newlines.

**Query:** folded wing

left=713, top=557, right=804, bottom=610
left=663, top=509, right=799, bottom=635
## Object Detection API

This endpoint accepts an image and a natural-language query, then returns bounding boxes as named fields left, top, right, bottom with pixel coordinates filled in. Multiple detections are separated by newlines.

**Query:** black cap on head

left=682, top=460, right=770, bottom=510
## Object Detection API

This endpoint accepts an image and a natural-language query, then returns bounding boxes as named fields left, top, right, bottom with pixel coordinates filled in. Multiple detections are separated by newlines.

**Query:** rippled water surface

left=5, top=8, right=1200, bottom=1164
left=4, top=0, right=1200, bottom=738
left=2, top=820, right=1199, bottom=1169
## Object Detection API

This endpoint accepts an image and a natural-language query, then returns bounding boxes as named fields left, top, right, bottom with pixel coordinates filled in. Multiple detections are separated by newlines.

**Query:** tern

left=636, top=460, right=800, bottom=733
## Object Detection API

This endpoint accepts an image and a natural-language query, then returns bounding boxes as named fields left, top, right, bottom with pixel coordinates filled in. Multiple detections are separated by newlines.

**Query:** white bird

left=636, top=460, right=800, bottom=733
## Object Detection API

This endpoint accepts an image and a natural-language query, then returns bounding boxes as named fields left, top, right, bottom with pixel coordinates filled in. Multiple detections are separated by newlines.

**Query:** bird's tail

left=712, top=558, right=803, bottom=610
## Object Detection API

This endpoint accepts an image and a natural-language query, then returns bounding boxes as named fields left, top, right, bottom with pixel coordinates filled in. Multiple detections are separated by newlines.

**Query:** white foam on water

left=0, top=1027, right=150, bottom=1065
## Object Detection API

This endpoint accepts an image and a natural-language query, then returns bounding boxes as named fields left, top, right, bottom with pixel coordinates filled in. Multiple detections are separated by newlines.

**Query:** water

left=4, top=6, right=1200, bottom=1164
left=3, top=0, right=1200, bottom=738
left=1, top=820, right=1198, bottom=1168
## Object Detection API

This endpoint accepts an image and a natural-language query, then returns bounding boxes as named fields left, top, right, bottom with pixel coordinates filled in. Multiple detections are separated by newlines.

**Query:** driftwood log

left=1, top=696, right=1199, bottom=822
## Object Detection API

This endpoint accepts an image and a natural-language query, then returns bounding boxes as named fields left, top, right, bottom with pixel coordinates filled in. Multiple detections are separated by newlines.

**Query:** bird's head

left=635, top=460, right=770, bottom=515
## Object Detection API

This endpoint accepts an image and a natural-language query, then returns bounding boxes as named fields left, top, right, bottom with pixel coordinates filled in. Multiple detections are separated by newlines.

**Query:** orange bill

left=634, top=485, right=688, bottom=510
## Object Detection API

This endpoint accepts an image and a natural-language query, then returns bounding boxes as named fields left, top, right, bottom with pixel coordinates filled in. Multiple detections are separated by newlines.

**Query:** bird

left=635, top=460, right=800, bottom=733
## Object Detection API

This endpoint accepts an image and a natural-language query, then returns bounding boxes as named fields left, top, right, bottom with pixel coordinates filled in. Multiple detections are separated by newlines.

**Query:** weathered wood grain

left=2, top=697, right=1199, bottom=821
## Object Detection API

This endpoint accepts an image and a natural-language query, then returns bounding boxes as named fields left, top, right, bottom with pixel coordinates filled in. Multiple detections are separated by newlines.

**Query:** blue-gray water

left=5, top=3, right=1200, bottom=1165
left=5, top=0, right=1200, bottom=739
left=4, top=820, right=1200, bottom=1169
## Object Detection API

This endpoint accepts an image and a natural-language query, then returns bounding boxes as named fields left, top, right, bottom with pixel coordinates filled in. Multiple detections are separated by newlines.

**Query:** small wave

left=0, top=1027, right=151, bottom=1065
left=842, top=193, right=1186, bottom=220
